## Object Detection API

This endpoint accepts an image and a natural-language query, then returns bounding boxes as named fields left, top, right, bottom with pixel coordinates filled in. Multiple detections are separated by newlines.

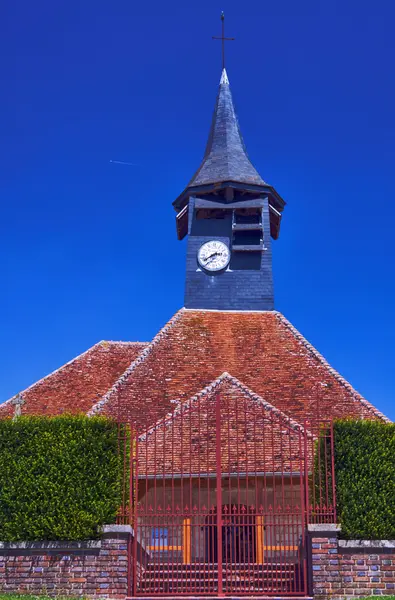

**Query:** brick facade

left=309, top=525, right=395, bottom=598
left=0, top=526, right=131, bottom=598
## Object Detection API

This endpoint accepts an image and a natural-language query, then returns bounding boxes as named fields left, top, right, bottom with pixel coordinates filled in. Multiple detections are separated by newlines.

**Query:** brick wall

left=0, top=526, right=131, bottom=598
left=2, top=522, right=394, bottom=598
left=309, top=525, right=395, bottom=598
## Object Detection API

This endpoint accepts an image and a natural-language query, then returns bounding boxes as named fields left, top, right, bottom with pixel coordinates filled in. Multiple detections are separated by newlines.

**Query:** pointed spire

left=173, top=17, right=286, bottom=242
left=187, top=70, right=266, bottom=189
left=220, top=68, right=229, bottom=85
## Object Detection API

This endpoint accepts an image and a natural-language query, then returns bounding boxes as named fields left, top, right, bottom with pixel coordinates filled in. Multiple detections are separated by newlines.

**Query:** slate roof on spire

left=187, top=68, right=266, bottom=189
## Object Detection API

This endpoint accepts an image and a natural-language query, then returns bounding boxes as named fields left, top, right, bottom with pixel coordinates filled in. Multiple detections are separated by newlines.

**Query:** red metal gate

left=123, top=391, right=335, bottom=597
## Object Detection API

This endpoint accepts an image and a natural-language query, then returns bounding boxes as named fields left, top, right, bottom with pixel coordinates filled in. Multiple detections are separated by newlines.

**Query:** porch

left=137, top=475, right=304, bottom=565
left=123, top=389, right=335, bottom=596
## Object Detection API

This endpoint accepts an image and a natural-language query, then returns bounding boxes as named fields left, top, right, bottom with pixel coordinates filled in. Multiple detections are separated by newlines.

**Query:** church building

left=0, top=50, right=389, bottom=597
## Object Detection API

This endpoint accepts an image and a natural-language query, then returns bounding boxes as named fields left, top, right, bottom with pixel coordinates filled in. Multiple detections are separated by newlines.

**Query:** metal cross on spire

left=212, top=12, right=235, bottom=71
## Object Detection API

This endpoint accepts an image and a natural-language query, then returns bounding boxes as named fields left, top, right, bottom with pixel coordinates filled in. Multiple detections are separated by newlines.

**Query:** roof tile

left=0, top=341, right=147, bottom=418
left=92, top=309, right=388, bottom=428
left=139, top=373, right=312, bottom=476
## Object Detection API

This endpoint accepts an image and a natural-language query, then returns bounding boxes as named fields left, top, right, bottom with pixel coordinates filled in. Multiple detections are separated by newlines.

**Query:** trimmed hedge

left=334, top=419, right=395, bottom=539
left=0, top=415, right=123, bottom=541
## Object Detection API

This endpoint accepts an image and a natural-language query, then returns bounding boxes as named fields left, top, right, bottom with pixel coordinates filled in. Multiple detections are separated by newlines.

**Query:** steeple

left=173, top=69, right=285, bottom=242
left=188, top=69, right=266, bottom=189
left=175, top=23, right=286, bottom=312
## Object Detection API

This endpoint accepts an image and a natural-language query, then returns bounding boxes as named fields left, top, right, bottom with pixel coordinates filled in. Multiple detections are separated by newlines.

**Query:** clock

left=197, top=240, right=230, bottom=272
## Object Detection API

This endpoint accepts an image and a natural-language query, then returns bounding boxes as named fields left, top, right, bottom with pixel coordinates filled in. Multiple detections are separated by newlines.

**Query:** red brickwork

left=311, top=533, right=395, bottom=598
left=0, top=341, right=147, bottom=418
left=0, top=535, right=129, bottom=598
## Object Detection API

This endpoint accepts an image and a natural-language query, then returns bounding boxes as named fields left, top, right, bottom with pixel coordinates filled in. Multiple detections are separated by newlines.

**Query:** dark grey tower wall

left=184, top=196, right=274, bottom=310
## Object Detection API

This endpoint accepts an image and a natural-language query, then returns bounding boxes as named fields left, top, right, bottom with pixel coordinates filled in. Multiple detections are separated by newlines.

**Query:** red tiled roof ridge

left=88, top=308, right=390, bottom=423
left=1, top=341, right=105, bottom=409
left=0, top=340, right=148, bottom=410
left=182, top=308, right=276, bottom=313
left=88, top=309, right=186, bottom=416
left=274, top=312, right=391, bottom=423
left=139, top=372, right=313, bottom=442
left=99, top=340, right=148, bottom=345
left=89, top=308, right=280, bottom=417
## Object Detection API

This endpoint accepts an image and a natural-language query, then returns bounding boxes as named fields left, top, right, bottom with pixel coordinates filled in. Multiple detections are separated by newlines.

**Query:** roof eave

left=173, top=181, right=285, bottom=212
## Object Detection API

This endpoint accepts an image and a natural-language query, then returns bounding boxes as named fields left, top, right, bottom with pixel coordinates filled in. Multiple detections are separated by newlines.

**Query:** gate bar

left=215, top=393, right=223, bottom=596
left=132, top=427, right=138, bottom=598
left=330, top=420, right=337, bottom=523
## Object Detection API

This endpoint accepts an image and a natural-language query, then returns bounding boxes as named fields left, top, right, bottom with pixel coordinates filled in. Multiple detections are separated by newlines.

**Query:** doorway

left=205, top=505, right=256, bottom=563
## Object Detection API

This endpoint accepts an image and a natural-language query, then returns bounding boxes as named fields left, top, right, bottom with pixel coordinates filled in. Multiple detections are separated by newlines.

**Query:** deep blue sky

left=1, top=0, right=394, bottom=419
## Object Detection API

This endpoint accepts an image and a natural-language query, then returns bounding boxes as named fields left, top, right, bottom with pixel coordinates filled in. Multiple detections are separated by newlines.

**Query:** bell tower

left=173, top=53, right=285, bottom=311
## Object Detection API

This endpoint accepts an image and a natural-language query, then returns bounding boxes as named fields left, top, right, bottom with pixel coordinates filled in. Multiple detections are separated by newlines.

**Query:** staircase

left=138, top=562, right=300, bottom=595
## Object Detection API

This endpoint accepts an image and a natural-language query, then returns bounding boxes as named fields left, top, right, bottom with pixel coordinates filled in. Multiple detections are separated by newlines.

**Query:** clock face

left=197, top=240, right=230, bottom=272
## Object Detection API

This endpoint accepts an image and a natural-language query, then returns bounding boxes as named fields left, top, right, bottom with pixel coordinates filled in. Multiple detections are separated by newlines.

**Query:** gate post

left=131, top=426, right=138, bottom=598
left=215, top=393, right=223, bottom=596
left=303, top=420, right=310, bottom=522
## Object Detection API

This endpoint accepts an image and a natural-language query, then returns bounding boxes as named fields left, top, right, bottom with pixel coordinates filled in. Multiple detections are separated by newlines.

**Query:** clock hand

left=204, top=252, right=220, bottom=263
left=205, top=254, right=220, bottom=264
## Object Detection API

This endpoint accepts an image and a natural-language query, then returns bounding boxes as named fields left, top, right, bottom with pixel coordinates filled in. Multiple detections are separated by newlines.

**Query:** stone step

left=128, top=596, right=312, bottom=600
left=140, top=574, right=295, bottom=584
left=143, top=562, right=296, bottom=571
left=138, top=562, right=300, bottom=596
left=139, top=582, right=293, bottom=600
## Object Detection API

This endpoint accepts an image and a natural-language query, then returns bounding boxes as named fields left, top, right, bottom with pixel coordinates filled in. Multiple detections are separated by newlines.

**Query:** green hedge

left=334, top=419, right=395, bottom=539
left=0, top=415, right=123, bottom=541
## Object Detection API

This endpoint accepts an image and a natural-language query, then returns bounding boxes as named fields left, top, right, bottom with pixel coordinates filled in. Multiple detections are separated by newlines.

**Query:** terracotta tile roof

left=0, top=341, right=148, bottom=418
left=139, top=373, right=313, bottom=476
left=91, top=309, right=389, bottom=427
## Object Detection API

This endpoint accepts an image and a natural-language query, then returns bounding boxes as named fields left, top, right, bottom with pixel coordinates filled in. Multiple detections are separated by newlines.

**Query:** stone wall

left=0, top=525, right=131, bottom=598
left=309, top=524, right=395, bottom=598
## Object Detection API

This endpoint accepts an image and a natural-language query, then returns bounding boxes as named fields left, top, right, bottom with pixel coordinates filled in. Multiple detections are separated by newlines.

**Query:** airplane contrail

left=109, top=160, right=138, bottom=166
